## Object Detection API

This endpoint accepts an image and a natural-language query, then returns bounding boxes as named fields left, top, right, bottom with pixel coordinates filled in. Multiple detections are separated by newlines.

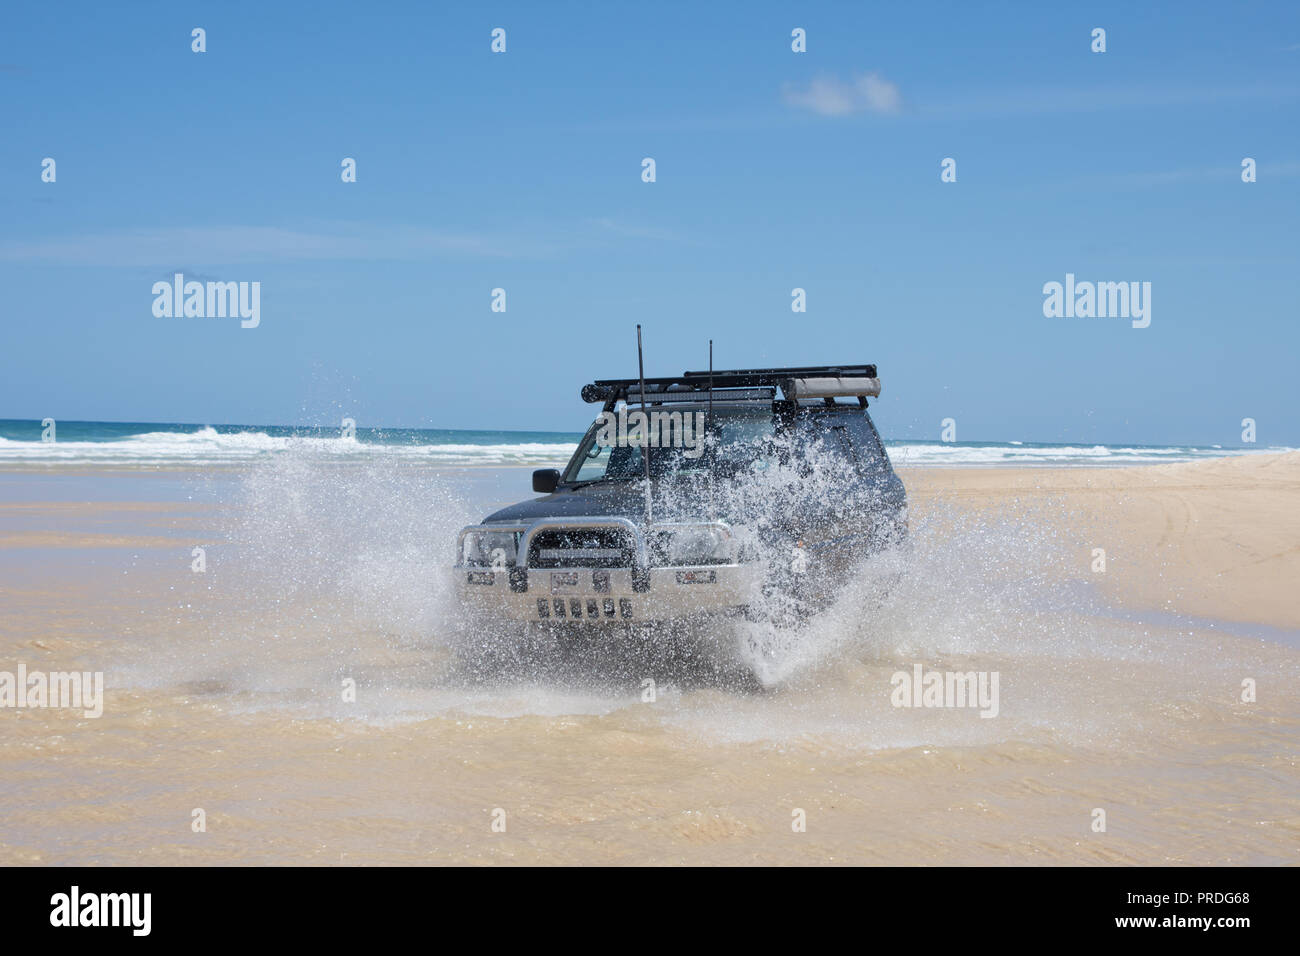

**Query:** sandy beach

left=0, top=452, right=1296, bottom=865
left=905, top=453, right=1300, bottom=632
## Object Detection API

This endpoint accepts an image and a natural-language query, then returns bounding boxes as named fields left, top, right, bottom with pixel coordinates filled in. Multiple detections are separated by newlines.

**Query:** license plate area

left=550, top=572, right=580, bottom=593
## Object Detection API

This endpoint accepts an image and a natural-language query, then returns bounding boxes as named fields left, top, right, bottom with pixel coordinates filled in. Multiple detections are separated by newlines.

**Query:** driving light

left=651, top=524, right=732, bottom=566
left=459, top=528, right=521, bottom=568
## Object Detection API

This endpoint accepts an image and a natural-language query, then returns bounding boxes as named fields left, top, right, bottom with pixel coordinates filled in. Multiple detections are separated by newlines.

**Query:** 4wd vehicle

left=454, top=364, right=906, bottom=636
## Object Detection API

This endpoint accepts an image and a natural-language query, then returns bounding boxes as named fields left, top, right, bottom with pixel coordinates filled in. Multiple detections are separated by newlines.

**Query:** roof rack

left=580, top=364, right=880, bottom=407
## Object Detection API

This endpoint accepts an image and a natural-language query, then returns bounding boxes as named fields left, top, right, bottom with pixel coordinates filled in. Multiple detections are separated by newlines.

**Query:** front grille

left=527, top=527, right=636, bottom=569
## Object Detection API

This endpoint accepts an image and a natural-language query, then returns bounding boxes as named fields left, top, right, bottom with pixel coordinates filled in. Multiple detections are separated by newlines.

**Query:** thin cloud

left=0, top=219, right=699, bottom=267
left=1003, top=161, right=1300, bottom=200
left=920, top=83, right=1300, bottom=119
left=0, top=224, right=528, bottom=267
left=587, top=218, right=685, bottom=243
left=1099, top=160, right=1300, bottom=187
left=782, top=72, right=901, bottom=116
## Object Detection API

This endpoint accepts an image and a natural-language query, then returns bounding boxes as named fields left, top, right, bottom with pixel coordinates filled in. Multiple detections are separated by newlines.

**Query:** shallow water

left=0, top=457, right=1297, bottom=865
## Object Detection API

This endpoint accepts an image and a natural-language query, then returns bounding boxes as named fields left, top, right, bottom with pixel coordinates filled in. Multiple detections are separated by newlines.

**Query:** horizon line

left=0, top=416, right=1282, bottom=450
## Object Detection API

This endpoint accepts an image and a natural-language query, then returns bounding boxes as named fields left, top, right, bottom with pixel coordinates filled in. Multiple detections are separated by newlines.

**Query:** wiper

left=565, top=476, right=635, bottom=489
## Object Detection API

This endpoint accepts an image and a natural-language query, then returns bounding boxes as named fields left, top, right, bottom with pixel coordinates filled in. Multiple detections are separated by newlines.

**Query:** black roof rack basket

left=580, top=364, right=880, bottom=406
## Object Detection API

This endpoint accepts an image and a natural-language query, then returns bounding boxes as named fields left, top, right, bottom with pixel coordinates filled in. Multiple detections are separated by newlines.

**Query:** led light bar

left=623, top=387, right=775, bottom=404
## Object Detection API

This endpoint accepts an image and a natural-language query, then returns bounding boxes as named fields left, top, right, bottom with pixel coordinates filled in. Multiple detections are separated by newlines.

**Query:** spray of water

left=117, top=435, right=1278, bottom=750
left=123, top=449, right=480, bottom=712
left=729, top=499, right=1076, bottom=686
left=179, top=438, right=1077, bottom=690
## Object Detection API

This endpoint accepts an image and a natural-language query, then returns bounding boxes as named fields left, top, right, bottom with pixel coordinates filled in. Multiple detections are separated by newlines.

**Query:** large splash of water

left=202, top=439, right=1074, bottom=685
left=107, top=439, right=1277, bottom=751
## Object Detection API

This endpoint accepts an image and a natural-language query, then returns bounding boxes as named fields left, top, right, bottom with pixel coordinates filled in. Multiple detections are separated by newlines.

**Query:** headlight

left=459, top=528, right=521, bottom=568
left=651, top=524, right=732, bottom=566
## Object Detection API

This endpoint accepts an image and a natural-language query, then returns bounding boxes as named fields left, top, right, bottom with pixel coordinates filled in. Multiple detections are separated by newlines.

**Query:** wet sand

left=0, top=454, right=1297, bottom=865
left=905, top=453, right=1300, bottom=631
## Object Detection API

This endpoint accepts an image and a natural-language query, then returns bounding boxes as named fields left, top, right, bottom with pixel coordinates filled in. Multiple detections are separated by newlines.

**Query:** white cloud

left=782, top=72, right=901, bottom=116
left=1096, top=160, right=1300, bottom=187
left=0, top=219, right=698, bottom=267
left=587, top=218, right=685, bottom=242
left=0, top=224, right=524, bottom=266
left=921, top=83, right=1300, bottom=119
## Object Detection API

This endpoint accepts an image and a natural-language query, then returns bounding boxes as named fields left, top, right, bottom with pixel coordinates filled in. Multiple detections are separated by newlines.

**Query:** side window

left=574, top=441, right=612, bottom=481
left=843, top=411, right=890, bottom=474
left=793, top=413, right=856, bottom=476
left=829, top=425, right=855, bottom=462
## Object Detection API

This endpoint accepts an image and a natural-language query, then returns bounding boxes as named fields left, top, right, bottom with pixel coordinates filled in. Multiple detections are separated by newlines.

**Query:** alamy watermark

left=1, top=663, right=103, bottom=718
left=1043, top=273, right=1150, bottom=328
left=595, top=407, right=706, bottom=459
left=50, top=886, right=150, bottom=936
left=890, top=663, right=1000, bottom=718
left=152, top=272, right=260, bottom=328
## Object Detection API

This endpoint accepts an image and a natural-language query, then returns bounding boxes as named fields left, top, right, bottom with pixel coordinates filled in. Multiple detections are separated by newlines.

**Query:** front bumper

left=453, top=516, right=763, bottom=624
left=453, top=563, right=764, bottom=623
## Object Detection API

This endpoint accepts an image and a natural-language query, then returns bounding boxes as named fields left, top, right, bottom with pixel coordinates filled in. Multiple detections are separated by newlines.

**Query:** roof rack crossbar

left=582, top=364, right=878, bottom=404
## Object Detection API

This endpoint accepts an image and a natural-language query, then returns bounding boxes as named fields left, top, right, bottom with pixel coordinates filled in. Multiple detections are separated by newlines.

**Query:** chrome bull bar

left=455, top=517, right=733, bottom=570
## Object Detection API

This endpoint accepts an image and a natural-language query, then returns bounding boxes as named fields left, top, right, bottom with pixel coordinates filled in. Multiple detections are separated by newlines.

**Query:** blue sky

left=2, top=0, right=1297, bottom=445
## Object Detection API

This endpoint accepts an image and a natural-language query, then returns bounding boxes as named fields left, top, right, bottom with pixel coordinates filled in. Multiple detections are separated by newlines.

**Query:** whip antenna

left=637, top=324, right=652, bottom=523
left=707, top=340, right=713, bottom=432
left=708, top=339, right=714, bottom=519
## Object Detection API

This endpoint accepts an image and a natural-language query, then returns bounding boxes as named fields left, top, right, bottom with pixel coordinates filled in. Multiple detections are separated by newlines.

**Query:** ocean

left=0, top=419, right=1286, bottom=468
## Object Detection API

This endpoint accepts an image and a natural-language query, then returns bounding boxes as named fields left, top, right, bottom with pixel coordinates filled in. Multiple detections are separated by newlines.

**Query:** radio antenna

left=707, top=339, right=714, bottom=432
left=637, top=324, right=652, bottom=523
left=707, top=339, right=715, bottom=520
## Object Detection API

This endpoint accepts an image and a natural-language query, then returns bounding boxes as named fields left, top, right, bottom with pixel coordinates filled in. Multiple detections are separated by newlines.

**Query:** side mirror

left=532, top=468, right=560, bottom=494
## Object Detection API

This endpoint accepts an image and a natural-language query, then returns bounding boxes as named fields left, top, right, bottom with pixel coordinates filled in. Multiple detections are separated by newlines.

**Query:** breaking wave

left=0, top=420, right=1287, bottom=468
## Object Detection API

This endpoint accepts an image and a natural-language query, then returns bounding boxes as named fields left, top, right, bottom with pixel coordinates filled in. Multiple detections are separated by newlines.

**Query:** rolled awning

left=783, top=376, right=882, bottom=400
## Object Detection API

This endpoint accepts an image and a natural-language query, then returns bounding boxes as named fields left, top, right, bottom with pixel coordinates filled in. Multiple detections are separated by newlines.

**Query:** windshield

left=562, top=405, right=776, bottom=484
